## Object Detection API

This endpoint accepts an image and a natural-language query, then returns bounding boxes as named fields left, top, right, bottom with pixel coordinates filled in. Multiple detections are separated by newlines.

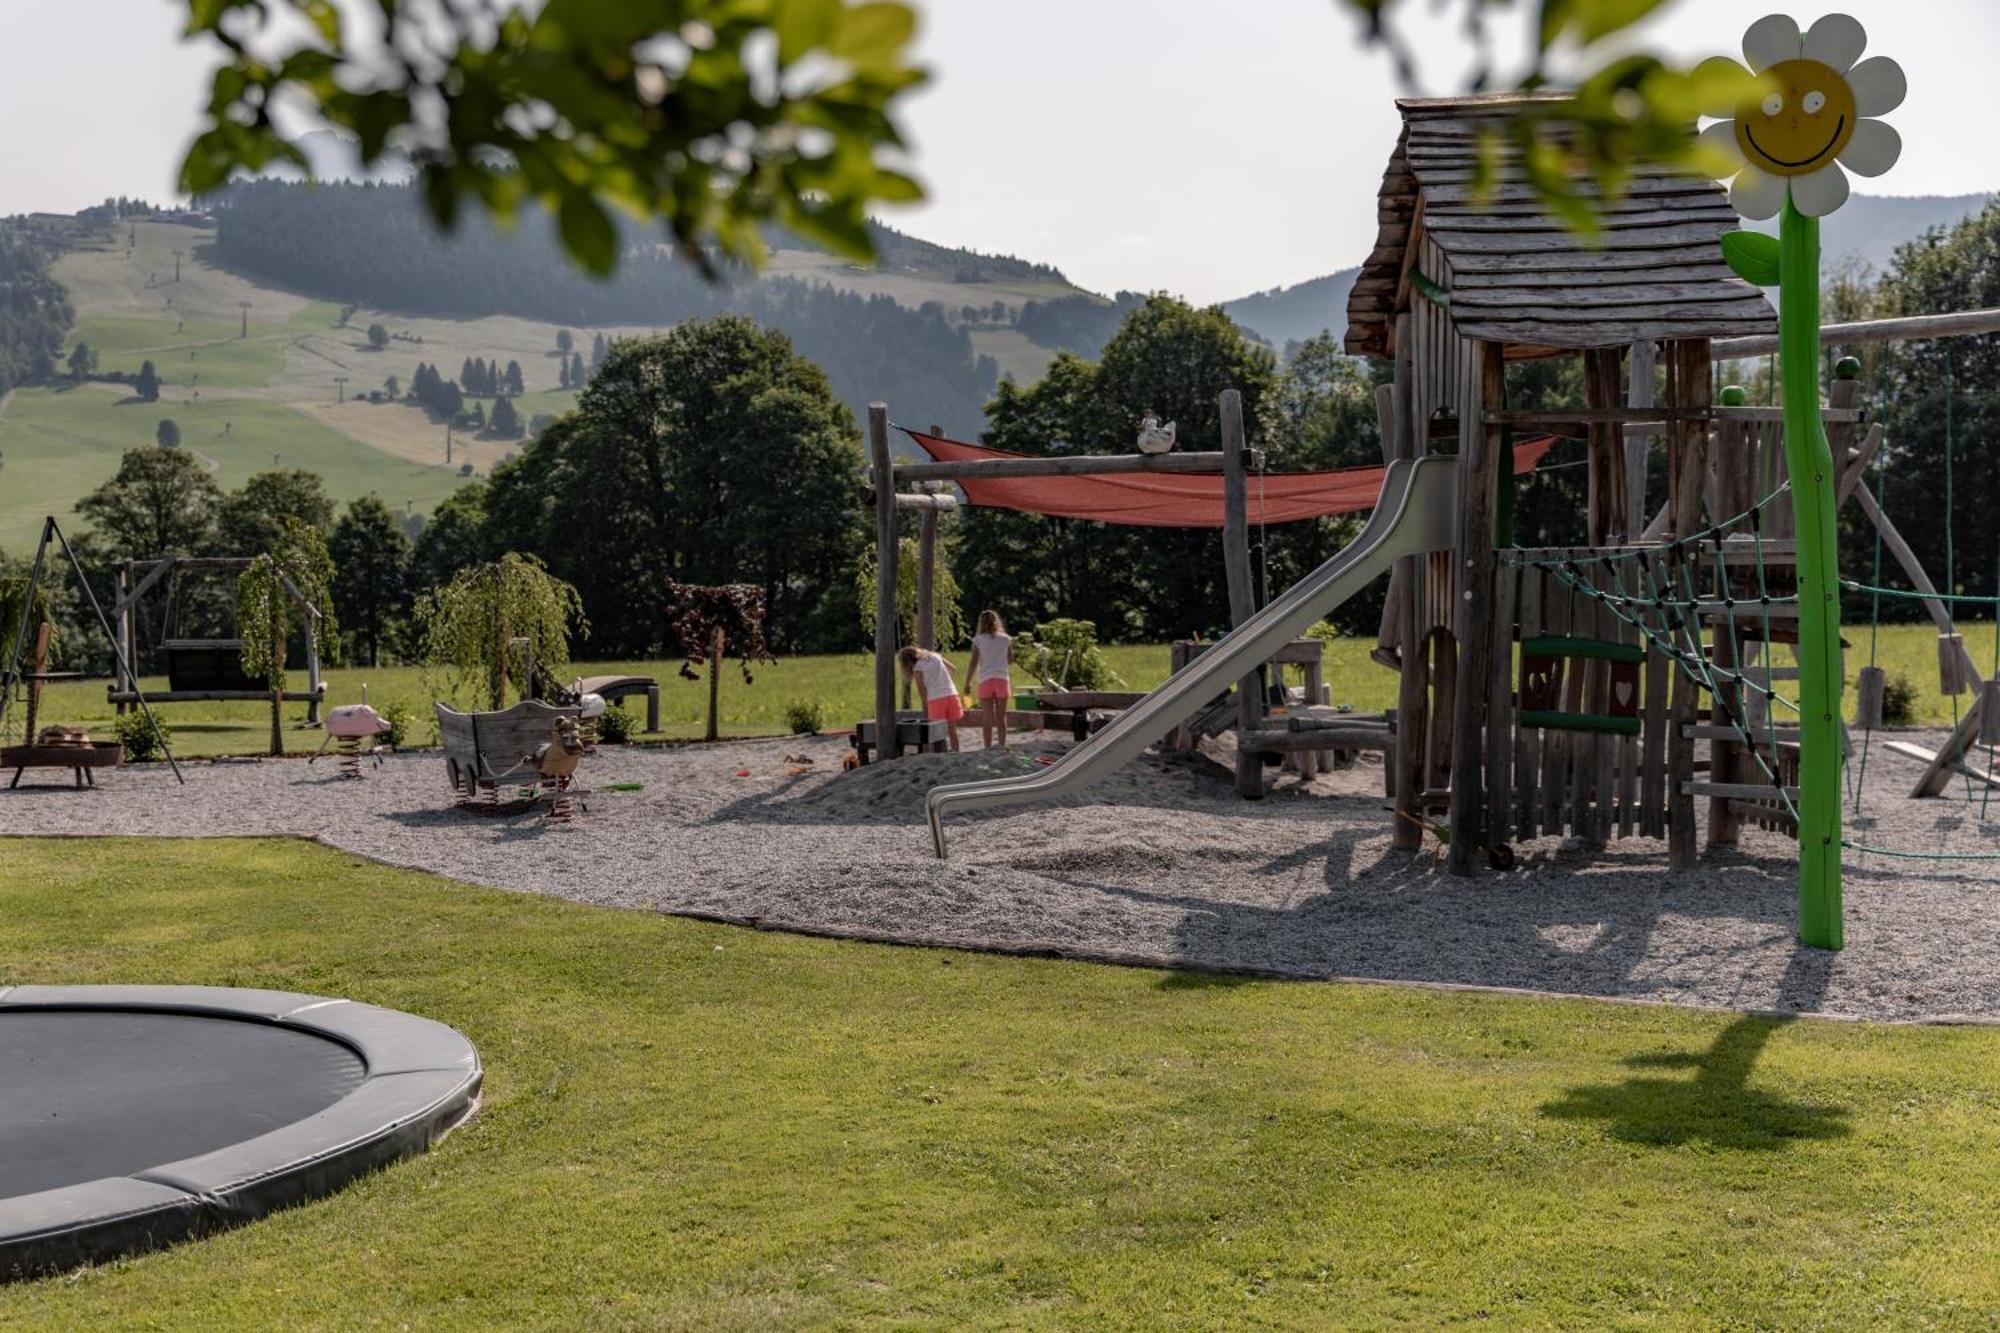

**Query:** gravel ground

left=6, top=728, right=1999, bottom=1021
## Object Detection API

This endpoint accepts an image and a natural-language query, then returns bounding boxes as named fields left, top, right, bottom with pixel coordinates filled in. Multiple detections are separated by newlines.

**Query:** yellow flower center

left=1735, top=58, right=1857, bottom=176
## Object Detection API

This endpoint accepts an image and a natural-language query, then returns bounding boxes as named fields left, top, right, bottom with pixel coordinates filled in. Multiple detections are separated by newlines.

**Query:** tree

left=134, top=359, right=160, bottom=401
left=155, top=418, right=181, bottom=448
left=555, top=328, right=574, bottom=355
left=416, top=553, right=586, bottom=710
left=1870, top=200, right=2000, bottom=612
left=236, top=517, right=337, bottom=756
left=558, top=358, right=571, bottom=390
left=662, top=579, right=770, bottom=742
left=956, top=294, right=1277, bottom=643
left=410, top=482, right=490, bottom=591
left=66, top=342, right=96, bottom=380
left=329, top=495, right=411, bottom=666
left=384, top=373, right=400, bottom=399
left=503, top=359, right=524, bottom=397
left=568, top=352, right=586, bottom=387
left=216, top=469, right=335, bottom=557
left=178, top=1, right=925, bottom=276
left=77, top=446, right=221, bottom=556
left=488, top=395, right=521, bottom=439
left=591, top=333, right=607, bottom=366
left=481, top=316, right=866, bottom=655
left=460, top=357, right=481, bottom=395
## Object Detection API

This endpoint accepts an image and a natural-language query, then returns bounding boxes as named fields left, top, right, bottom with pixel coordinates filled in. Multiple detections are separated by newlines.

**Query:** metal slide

left=925, top=455, right=1461, bottom=856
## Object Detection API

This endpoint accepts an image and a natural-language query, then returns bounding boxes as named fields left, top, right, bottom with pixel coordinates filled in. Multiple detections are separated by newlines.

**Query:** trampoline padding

left=0, top=986, right=480, bottom=1279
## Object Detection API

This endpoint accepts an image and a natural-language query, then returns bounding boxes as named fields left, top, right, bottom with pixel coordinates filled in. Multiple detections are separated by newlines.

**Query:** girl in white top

left=898, top=645, right=963, bottom=752
left=965, top=609, right=1014, bottom=751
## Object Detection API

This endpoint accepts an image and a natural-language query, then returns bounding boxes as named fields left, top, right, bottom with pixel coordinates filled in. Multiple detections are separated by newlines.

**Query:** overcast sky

left=4, top=1, right=1996, bottom=304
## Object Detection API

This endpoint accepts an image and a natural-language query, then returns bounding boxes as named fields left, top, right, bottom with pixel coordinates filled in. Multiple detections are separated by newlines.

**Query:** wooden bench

left=570, top=675, right=661, bottom=733
left=435, top=700, right=581, bottom=804
left=4, top=742, right=122, bottom=790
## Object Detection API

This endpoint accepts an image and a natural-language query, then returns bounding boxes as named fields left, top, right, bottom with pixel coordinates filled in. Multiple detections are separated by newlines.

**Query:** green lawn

left=66, top=303, right=341, bottom=392
left=0, top=387, right=470, bottom=553
left=16, top=623, right=1993, bottom=758
left=2, top=837, right=1998, bottom=1327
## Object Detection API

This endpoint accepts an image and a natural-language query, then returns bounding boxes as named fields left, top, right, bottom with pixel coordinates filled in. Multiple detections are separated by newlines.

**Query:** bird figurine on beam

left=1135, top=412, right=1177, bottom=455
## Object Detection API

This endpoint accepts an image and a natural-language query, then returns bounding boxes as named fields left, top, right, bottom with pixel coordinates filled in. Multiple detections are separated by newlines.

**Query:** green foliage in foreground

left=17, top=621, right=1995, bottom=757
left=3, top=838, right=2000, bottom=1327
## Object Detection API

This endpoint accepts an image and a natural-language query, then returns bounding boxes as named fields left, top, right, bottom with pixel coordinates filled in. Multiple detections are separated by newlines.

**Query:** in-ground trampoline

left=0, top=985, right=480, bottom=1279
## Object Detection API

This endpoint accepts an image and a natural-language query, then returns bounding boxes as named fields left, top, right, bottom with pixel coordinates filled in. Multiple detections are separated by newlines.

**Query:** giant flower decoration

left=1697, top=12, right=1906, bottom=218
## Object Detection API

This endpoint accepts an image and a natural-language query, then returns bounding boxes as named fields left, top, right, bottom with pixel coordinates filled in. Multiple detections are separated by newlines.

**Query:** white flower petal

left=1731, top=165, right=1788, bottom=220
left=1790, top=163, right=1851, bottom=217
left=1837, top=118, right=1902, bottom=177
left=1742, top=13, right=1802, bottom=72
left=1695, top=119, right=1747, bottom=176
left=1846, top=56, right=1907, bottom=117
left=1802, top=13, right=1867, bottom=73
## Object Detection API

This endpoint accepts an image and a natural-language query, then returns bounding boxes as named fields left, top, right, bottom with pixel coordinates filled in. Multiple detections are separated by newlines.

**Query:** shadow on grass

left=1539, top=1013, right=1851, bottom=1149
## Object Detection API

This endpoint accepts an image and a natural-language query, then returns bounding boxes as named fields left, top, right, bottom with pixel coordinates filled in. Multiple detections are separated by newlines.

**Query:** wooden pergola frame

left=862, top=402, right=1265, bottom=785
left=110, top=555, right=326, bottom=723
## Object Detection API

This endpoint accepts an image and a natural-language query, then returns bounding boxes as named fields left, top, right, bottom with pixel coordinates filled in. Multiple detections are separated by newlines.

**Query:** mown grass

left=17, top=622, right=1992, bottom=758
left=66, top=303, right=340, bottom=392
left=0, top=387, right=471, bottom=552
left=2, top=837, right=1999, bottom=1328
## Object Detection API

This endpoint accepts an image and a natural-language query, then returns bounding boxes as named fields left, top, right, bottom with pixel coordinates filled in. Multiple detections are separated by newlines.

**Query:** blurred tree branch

left=179, top=0, right=927, bottom=275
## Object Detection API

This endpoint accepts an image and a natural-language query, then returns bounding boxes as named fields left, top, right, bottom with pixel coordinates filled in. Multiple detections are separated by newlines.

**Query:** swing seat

left=164, top=639, right=262, bottom=693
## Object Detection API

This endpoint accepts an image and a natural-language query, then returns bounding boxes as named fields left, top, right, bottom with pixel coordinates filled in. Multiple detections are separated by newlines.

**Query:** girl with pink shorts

left=965, top=610, right=1014, bottom=751
left=898, top=645, right=962, bottom=753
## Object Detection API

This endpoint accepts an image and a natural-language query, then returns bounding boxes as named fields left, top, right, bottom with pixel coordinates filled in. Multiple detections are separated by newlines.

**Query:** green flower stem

left=1779, top=197, right=1844, bottom=950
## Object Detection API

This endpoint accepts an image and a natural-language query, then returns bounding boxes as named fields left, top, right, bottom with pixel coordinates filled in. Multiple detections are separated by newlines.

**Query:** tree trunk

left=268, top=626, right=284, bottom=757
left=706, top=624, right=724, bottom=743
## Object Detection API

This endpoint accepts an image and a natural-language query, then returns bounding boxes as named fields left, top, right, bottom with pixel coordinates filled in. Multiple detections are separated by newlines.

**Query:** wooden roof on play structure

left=1343, top=94, right=1777, bottom=359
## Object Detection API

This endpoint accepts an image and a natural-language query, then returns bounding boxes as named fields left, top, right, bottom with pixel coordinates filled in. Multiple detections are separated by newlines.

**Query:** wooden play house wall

left=1345, top=94, right=1781, bottom=873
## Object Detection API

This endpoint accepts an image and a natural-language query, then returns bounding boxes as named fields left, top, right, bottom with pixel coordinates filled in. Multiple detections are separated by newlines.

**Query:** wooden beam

left=869, top=404, right=899, bottom=763
left=890, top=493, right=958, bottom=512
left=892, top=452, right=1233, bottom=483
left=1222, top=389, right=1262, bottom=800
left=1714, top=306, right=2000, bottom=358
left=1624, top=339, right=1656, bottom=540
left=1447, top=341, right=1505, bottom=875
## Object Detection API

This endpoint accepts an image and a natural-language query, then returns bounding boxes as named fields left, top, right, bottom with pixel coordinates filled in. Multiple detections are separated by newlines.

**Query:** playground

left=6, top=727, right=1998, bottom=1019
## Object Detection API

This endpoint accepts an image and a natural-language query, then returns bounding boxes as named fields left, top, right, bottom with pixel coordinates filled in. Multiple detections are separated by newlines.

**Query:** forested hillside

left=208, top=181, right=1003, bottom=436
left=0, top=225, right=74, bottom=396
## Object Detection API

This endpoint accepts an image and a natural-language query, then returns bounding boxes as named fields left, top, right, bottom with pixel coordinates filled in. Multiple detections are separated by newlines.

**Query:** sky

left=4, top=1, right=1997, bottom=304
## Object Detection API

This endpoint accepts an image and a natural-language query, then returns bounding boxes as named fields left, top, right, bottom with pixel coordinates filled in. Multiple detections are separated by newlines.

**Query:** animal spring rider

left=536, top=716, right=584, bottom=823
left=313, top=686, right=392, bottom=779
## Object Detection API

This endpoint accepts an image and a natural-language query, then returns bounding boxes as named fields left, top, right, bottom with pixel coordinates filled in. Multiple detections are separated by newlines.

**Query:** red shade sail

left=900, top=428, right=1556, bottom=529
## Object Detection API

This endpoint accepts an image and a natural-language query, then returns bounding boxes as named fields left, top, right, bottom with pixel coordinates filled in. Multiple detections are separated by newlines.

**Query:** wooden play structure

left=109, top=555, right=326, bottom=725
left=923, top=87, right=1996, bottom=931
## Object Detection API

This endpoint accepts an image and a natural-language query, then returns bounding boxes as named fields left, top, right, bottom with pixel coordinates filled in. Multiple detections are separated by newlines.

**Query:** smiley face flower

left=1696, top=12, right=1906, bottom=219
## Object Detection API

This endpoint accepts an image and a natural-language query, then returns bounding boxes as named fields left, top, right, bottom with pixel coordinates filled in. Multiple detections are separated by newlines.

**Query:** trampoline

left=0, top=985, right=481, bottom=1279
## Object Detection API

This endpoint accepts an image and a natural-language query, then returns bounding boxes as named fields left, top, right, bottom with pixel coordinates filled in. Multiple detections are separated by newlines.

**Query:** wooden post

left=917, top=511, right=939, bottom=650
left=23, top=621, right=50, bottom=742
left=115, top=562, right=134, bottom=716
left=870, top=403, right=899, bottom=762
left=1855, top=666, right=1886, bottom=730
left=1584, top=347, right=1626, bottom=545
left=706, top=623, right=724, bottom=742
left=1390, top=314, right=1427, bottom=848
left=1624, top=339, right=1656, bottom=540
left=1222, top=389, right=1262, bottom=799
left=302, top=600, right=323, bottom=726
left=1447, top=341, right=1505, bottom=875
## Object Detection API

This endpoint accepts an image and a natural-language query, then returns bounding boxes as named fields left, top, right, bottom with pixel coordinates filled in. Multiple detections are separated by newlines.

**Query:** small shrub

left=1016, top=618, right=1120, bottom=692
left=379, top=700, right=416, bottom=750
left=784, top=699, right=828, bottom=735
left=1882, top=671, right=1918, bottom=726
left=1303, top=620, right=1339, bottom=642
left=112, top=711, right=170, bottom=762
left=595, top=702, right=635, bottom=744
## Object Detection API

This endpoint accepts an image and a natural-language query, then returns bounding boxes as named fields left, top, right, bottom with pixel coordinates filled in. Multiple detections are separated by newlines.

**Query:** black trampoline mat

left=0, top=1010, right=366, bottom=1199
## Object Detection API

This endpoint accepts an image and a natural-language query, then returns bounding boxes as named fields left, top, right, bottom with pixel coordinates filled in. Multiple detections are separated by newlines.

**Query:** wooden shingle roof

left=1344, top=94, right=1776, bottom=359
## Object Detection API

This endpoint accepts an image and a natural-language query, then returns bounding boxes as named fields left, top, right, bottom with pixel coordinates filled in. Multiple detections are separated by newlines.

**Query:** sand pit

left=6, top=727, right=2000, bottom=1022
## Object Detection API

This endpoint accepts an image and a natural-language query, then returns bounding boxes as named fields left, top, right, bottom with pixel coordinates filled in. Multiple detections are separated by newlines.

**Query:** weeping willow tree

left=236, top=518, right=338, bottom=757
left=856, top=535, right=966, bottom=648
left=417, top=552, right=586, bottom=711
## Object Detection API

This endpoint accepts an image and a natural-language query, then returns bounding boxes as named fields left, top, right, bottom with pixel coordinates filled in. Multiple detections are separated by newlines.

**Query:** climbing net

left=1510, top=406, right=1999, bottom=866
